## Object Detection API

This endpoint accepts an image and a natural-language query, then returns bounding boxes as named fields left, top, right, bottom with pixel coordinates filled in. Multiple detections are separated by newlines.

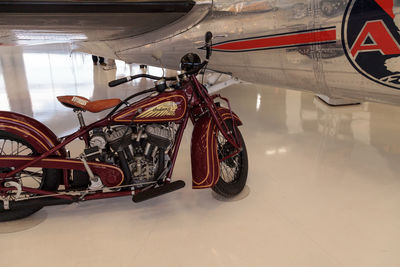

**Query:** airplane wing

left=0, top=0, right=209, bottom=47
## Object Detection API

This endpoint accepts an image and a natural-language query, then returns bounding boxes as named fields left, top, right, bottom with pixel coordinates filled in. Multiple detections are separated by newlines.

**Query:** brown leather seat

left=57, top=95, right=121, bottom=113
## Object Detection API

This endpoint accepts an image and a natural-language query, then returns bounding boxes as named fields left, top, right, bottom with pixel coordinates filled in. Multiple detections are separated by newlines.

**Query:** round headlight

left=180, top=53, right=201, bottom=72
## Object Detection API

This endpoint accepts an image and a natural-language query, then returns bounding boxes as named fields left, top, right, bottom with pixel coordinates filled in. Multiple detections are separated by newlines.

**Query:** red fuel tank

left=112, top=90, right=187, bottom=123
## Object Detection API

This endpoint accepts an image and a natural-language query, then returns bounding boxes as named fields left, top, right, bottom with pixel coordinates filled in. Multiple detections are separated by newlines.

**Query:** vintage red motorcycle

left=0, top=32, right=248, bottom=221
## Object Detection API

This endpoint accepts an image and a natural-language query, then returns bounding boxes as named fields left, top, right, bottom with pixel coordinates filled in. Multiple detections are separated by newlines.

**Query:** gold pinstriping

left=0, top=125, right=51, bottom=153
left=0, top=116, right=56, bottom=148
left=192, top=111, right=240, bottom=188
left=0, top=117, right=61, bottom=156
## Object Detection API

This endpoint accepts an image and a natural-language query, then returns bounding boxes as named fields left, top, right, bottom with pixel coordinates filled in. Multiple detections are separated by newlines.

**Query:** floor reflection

left=227, top=80, right=400, bottom=188
left=0, top=44, right=165, bottom=136
left=0, top=57, right=10, bottom=111
left=0, top=47, right=32, bottom=116
left=1, top=43, right=400, bottom=267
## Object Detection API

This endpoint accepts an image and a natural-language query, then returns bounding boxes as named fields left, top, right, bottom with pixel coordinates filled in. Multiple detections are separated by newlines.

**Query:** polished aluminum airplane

left=1, top=0, right=400, bottom=105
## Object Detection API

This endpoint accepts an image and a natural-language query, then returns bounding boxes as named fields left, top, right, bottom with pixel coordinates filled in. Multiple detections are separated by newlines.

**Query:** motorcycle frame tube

left=2, top=186, right=146, bottom=202
left=82, top=189, right=142, bottom=201
left=0, top=156, right=124, bottom=187
left=20, top=186, right=74, bottom=200
left=190, top=76, right=240, bottom=149
left=166, top=110, right=190, bottom=180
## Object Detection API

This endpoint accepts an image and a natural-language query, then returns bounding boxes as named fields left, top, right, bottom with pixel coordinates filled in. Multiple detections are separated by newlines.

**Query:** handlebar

left=108, top=61, right=208, bottom=87
left=108, top=73, right=177, bottom=87
left=108, top=77, right=132, bottom=87
left=109, top=31, right=212, bottom=88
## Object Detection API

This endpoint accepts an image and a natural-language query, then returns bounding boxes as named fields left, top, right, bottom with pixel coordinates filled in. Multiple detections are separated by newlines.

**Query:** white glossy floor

left=1, top=45, right=400, bottom=267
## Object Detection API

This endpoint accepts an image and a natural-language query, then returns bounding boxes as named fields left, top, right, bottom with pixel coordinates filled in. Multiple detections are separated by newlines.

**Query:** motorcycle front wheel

left=212, top=120, right=248, bottom=197
left=0, top=131, right=61, bottom=222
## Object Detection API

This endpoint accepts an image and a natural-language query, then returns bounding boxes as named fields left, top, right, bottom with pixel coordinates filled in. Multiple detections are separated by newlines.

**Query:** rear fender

left=0, top=111, right=66, bottom=156
left=191, top=108, right=242, bottom=189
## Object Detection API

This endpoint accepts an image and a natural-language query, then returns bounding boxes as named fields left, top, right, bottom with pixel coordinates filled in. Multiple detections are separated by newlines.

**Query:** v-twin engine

left=78, top=123, right=175, bottom=188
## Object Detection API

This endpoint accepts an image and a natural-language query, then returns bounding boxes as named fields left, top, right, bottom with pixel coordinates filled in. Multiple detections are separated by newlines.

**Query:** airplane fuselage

left=1, top=0, right=400, bottom=105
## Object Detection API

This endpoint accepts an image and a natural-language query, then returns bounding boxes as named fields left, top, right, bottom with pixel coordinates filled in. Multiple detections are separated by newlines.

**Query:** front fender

left=0, top=111, right=66, bottom=156
left=191, top=108, right=242, bottom=189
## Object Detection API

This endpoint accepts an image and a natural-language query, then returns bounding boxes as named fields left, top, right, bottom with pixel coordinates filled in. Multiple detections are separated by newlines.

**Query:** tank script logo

left=343, top=0, right=400, bottom=89
left=137, top=101, right=178, bottom=118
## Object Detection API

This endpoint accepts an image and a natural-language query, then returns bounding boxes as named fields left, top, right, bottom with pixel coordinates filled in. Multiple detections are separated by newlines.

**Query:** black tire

left=0, top=131, right=61, bottom=222
left=212, top=120, right=248, bottom=197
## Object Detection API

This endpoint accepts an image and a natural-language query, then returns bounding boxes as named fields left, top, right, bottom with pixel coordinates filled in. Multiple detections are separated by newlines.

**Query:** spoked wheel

left=0, top=131, right=61, bottom=222
left=212, top=120, right=248, bottom=197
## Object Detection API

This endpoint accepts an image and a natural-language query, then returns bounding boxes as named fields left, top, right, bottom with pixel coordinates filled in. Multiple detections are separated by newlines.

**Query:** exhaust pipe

left=0, top=197, right=73, bottom=211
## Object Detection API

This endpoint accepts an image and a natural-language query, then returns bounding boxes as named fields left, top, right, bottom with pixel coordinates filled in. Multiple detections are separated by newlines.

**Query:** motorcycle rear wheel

left=212, top=120, right=248, bottom=197
left=0, top=131, right=61, bottom=222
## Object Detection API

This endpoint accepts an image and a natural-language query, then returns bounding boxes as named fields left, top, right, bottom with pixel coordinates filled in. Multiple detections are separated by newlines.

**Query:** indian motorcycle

left=0, top=32, right=248, bottom=221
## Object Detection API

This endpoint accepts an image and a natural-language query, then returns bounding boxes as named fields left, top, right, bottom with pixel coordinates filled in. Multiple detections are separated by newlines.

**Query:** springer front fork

left=190, top=76, right=241, bottom=150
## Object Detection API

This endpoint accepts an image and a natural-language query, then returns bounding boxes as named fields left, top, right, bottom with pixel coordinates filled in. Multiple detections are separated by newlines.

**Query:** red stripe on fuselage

left=212, top=29, right=336, bottom=51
